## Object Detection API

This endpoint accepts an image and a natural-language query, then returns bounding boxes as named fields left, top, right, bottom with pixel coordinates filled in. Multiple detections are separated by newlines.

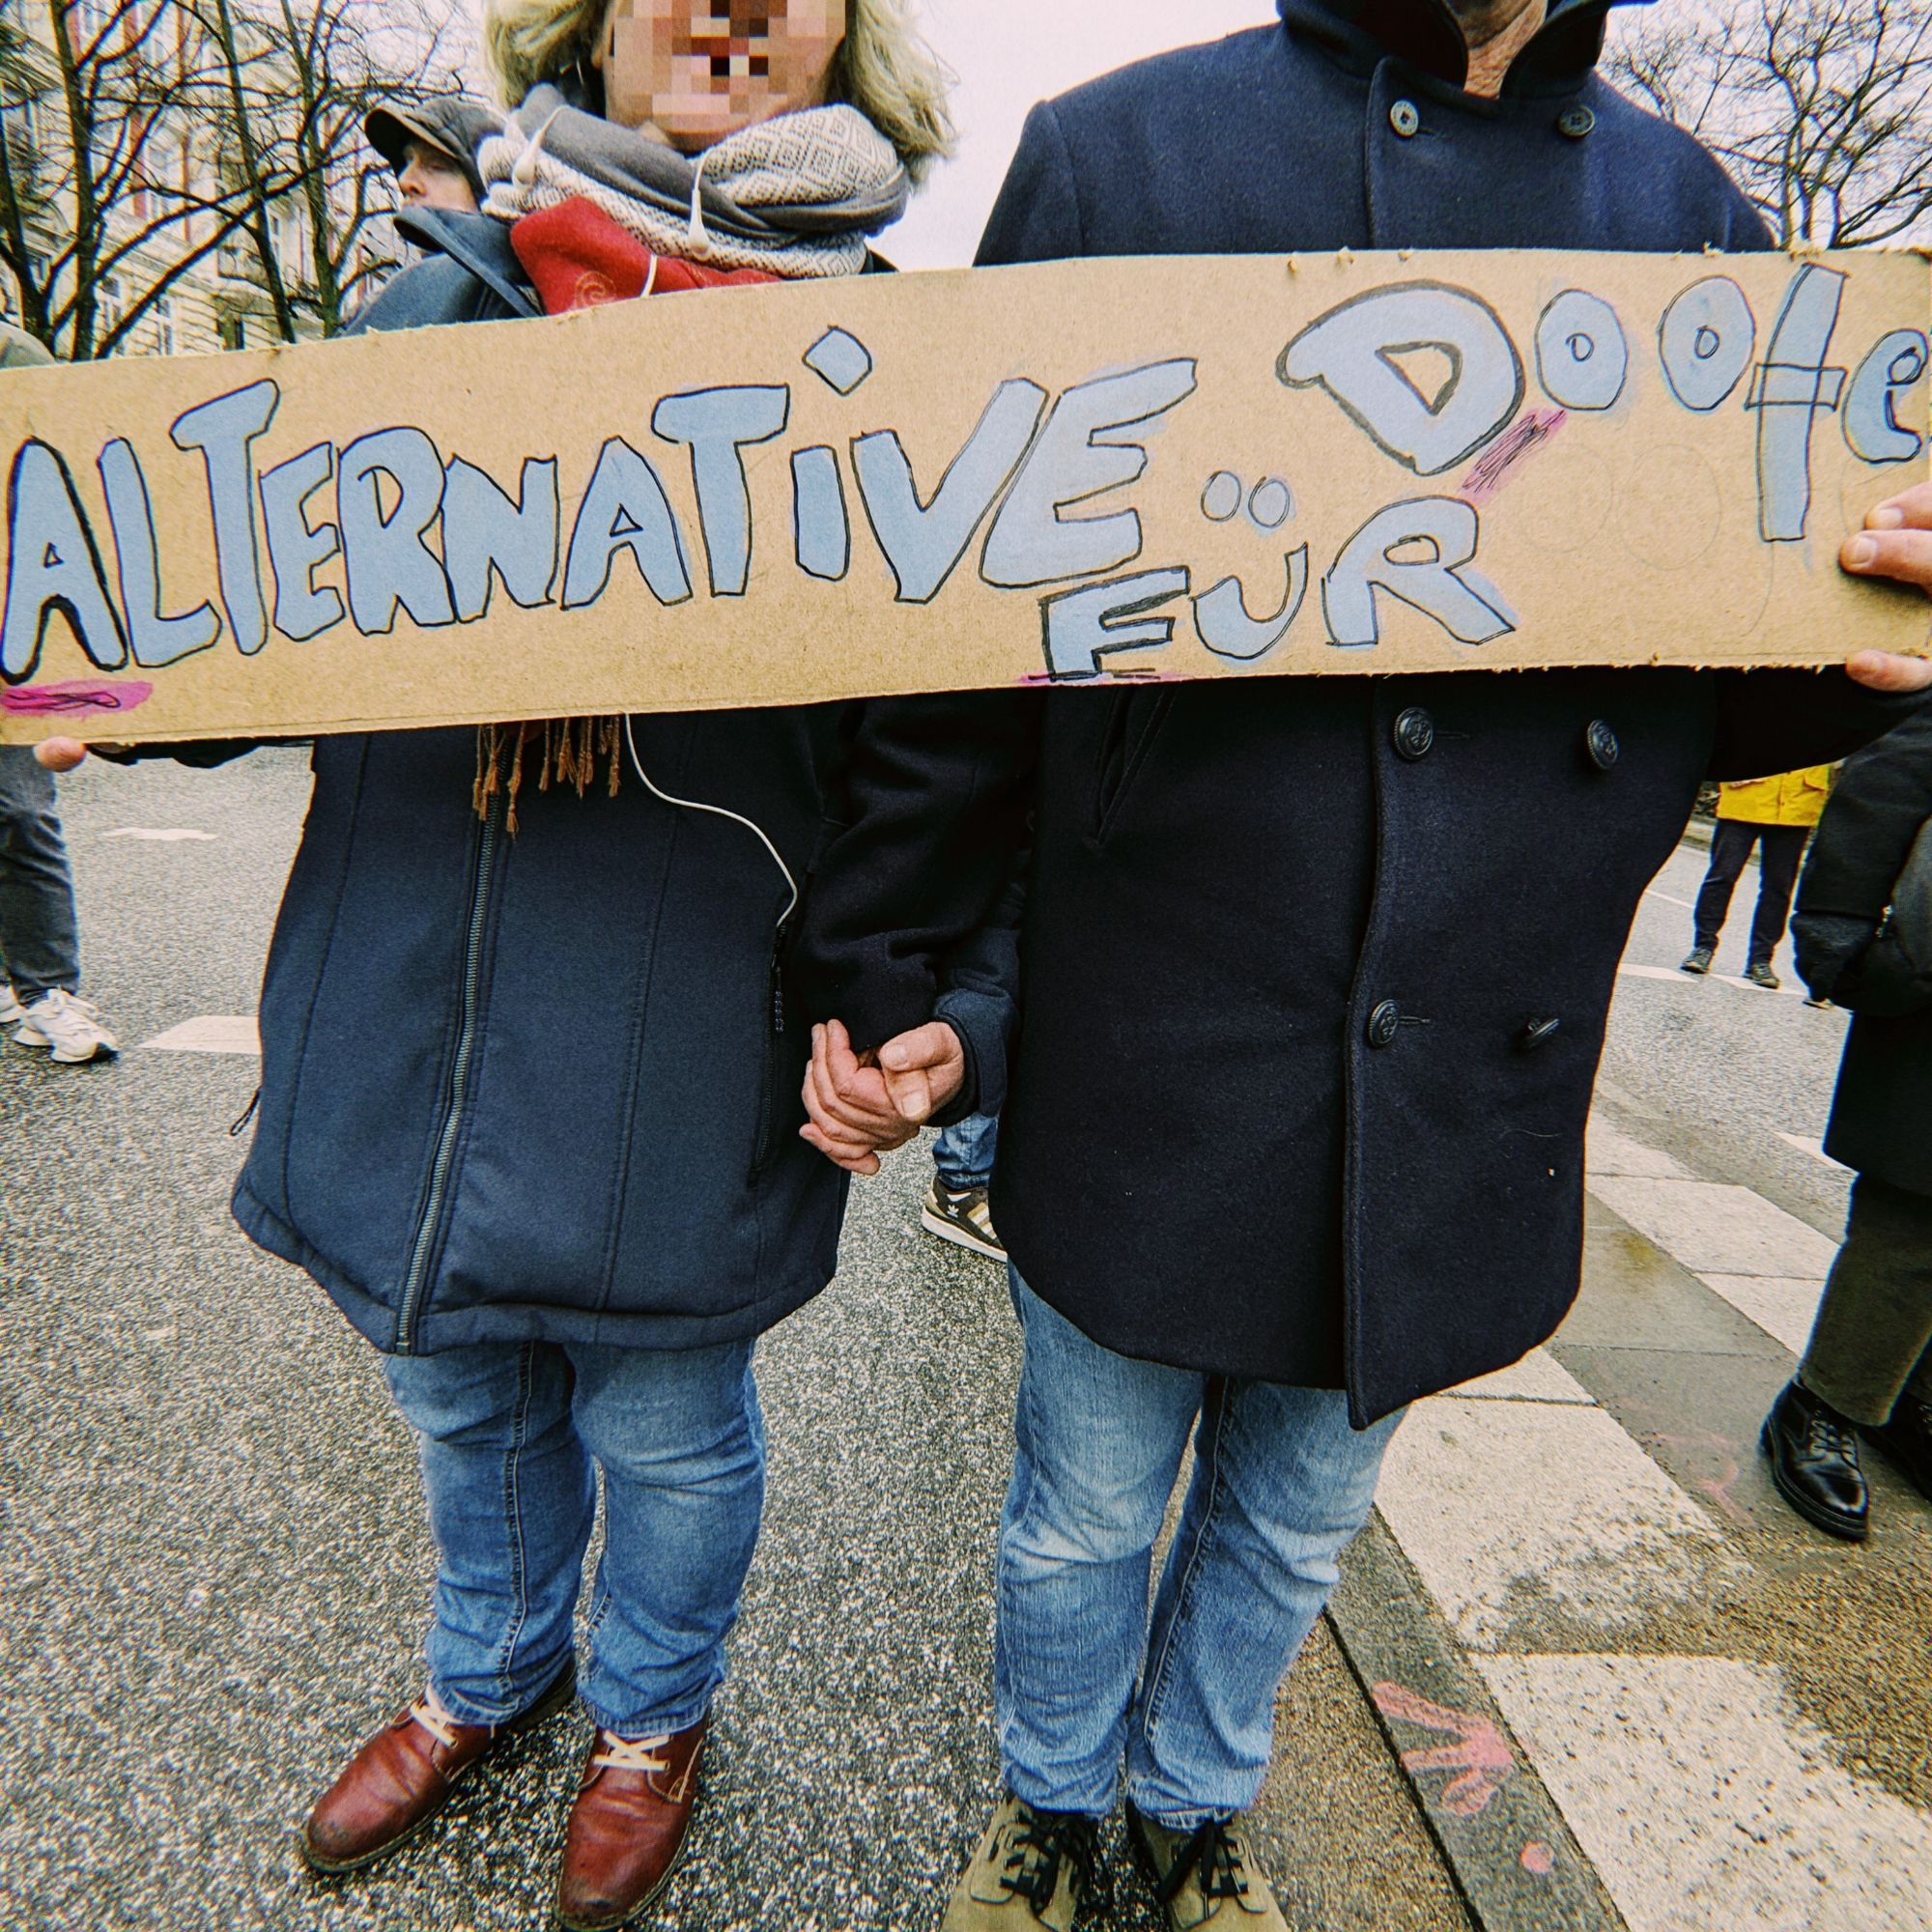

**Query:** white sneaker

left=14, top=989, right=119, bottom=1063
left=0, top=983, right=22, bottom=1027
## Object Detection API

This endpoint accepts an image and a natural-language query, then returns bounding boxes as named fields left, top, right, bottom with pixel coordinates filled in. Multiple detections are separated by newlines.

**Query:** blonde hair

left=482, top=0, right=955, bottom=181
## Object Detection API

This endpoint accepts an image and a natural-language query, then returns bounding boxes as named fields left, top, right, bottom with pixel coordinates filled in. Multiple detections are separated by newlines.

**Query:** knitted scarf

left=470, top=94, right=899, bottom=827
left=478, top=83, right=908, bottom=279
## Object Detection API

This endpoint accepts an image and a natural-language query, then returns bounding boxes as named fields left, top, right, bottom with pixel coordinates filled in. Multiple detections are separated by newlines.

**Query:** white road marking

left=1586, top=1176, right=1839, bottom=1279
left=1715, top=974, right=1807, bottom=1000
left=1776, top=1131, right=1847, bottom=1170
left=139, top=1015, right=260, bottom=1055
left=1476, top=1655, right=1932, bottom=1932
left=1617, top=964, right=1690, bottom=982
left=1587, top=1120, right=1695, bottom=1180
left=101, top=828, right=217, bottom=842
left=1693, top=1274, right=1828, bottom=1356
left=1452, top=1349, right=1595, bottom=1404
left=1643, top=887, right=1697, bottom=911
left=1375, top=1399, right=1739, bottom=1651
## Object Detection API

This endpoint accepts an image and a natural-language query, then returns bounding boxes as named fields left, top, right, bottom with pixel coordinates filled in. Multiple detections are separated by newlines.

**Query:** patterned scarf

left=478, top=84, right=908, bottom=279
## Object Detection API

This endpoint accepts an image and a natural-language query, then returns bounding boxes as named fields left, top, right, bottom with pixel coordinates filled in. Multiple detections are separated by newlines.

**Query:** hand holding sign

left=1842, top=484, right=1932, bottom=691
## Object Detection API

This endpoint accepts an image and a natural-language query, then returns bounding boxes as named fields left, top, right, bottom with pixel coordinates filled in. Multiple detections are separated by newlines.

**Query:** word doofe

left=0, top=250, right=1923, bottom=738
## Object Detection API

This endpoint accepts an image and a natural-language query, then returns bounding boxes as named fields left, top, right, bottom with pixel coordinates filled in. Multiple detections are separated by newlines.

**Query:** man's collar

left=1278, top=0, right=1651, bottom=94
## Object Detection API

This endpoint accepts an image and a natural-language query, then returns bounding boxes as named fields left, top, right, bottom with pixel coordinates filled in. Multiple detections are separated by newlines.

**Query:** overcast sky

left=881, top=1, right=1278, bottom=270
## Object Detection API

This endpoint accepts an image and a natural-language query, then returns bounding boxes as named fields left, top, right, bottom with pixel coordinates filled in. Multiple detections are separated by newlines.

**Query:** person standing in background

left=1682, top=766, right=1833, bottom=988
left=0, top=322, right=119, bottom=1065
left=1768, top=706, right=1932, bottom=1540
left=364, top=98, right=505, bottom=213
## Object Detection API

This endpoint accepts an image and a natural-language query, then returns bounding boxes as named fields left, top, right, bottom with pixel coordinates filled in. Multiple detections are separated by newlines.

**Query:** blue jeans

left=382, top=1336, right=764, bottom=1736
left=0, top=746, right=80, bottom=1003
left=996, top=1276, right=1403, bottom=1828
left=935, top=1111, right=1000, bottom=1190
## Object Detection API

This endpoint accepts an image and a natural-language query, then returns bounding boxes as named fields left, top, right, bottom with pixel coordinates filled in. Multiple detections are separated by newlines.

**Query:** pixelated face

left=597, top=0, right=849, bottom=149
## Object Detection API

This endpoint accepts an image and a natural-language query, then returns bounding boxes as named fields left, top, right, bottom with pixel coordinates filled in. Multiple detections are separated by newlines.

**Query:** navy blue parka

left=226, top=212, right=1023, bottom=1356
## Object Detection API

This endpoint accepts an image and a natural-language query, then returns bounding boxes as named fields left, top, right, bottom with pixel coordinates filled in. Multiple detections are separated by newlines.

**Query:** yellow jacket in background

left=1717, top=767, right=1833, bottom=828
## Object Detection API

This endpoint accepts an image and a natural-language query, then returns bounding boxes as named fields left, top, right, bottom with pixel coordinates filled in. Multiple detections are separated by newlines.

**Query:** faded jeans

left=995, top=1275, right=1402, bottom=1828
left=934, top=1111, right=1000, bottom=1191
left=0, top=746, right=81, bottom=1004
left=383, top=1335, right=764, bottom=1736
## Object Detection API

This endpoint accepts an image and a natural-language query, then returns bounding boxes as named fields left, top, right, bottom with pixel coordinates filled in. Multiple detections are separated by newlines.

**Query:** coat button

left=1585, top=720, right=1620, bottom=770
left=1393, top=706, right=1435, bottom=760
left=1557, top=106, right=1596, bottom=139
left=1390, top=99, right=1421, bottom=138
left=1520, top=1016, right=1562, bottom=1051
left=1366, top=1000, right=1403, bottom=1048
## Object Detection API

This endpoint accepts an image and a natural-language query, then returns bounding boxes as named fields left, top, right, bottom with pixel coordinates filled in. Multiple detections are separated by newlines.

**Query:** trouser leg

left=382, top=1340, right=594, bottom=1724
left=994, top=1272, right=1205, bottom=1817
left=1692, top=819, right=1757, bottom=950
left=1748, top=825, right=1810, bottom=966
left=934, top=1111, right=1001, bottom=1191
left=1124, top=1379, right=1402, bottom=1827
left=0, top=745, right=81, bottom=1002
left=1799, top=1177, right=1932, bottom=1426
left=566, top=1336, right=766, bottom=1737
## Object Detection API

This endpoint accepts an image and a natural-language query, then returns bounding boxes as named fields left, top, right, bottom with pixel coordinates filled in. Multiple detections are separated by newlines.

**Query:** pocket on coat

left=1092, top=689, right=1179, bottom=841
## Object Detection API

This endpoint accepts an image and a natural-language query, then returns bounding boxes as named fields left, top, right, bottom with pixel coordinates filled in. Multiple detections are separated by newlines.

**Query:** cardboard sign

left=0, top=247, right=1925, bottom=746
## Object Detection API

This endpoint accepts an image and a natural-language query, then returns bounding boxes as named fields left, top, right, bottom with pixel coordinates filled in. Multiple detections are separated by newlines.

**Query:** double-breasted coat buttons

left=1585, top=720, right=1621, bottom=770
left=1367, top=1001, right=1403, bottom=1048
left=1393, top=707, right=1436, bottom=760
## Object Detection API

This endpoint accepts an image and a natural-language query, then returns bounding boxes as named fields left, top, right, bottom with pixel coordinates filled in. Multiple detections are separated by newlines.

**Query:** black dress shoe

left=1761, top=1379, right=1869, bottom=1541
left=1868, top=1397, right=1932, bottom=1503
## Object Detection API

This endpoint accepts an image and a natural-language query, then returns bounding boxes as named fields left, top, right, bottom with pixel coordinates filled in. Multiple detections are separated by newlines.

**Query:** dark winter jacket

left=230, top=212, right=1021, bottom=1356
left=1794, top=708, right=1932, bottom=1200
left=954, top=0, right=1925, bottom=1424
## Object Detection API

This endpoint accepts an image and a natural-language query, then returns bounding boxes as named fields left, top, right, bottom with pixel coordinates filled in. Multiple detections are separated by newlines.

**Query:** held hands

left=1841, top=485, right=1932, bottom=693
left=800, top=1016, right=966, bottom=1178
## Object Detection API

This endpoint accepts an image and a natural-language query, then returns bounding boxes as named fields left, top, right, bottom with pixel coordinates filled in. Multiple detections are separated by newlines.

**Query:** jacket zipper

left=395, top=796, right=503, bottom=1354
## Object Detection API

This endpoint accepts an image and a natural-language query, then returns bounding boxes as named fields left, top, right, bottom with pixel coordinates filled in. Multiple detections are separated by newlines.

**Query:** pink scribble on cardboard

left=1459, top=408, right=1568, bottom=505
left=1373, top=1682, right=1517, bottom=1817
left=1, top=678, right=154, bottom=717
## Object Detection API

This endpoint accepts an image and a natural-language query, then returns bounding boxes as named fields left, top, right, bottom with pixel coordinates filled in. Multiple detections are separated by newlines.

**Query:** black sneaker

left=1761, top=1379, right=1868, bottom=1541
left=1868, top=1397, right=1932, bottom=1503
left=923, top=1178, right=1007, bottom=1261
left=1681, top=947, right=1715, bottom=976
left=1744, top=961, right=1781, bottom=990
left=941, top=1794, right=1103, bottom=1930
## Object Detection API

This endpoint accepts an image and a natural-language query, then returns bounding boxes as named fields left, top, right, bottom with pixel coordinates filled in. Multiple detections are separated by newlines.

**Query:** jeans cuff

left=1003, top=1762, right=1117, bottom=1822
left=581, top=1689, right=715, bottom=1740
left=429, top=1651, right=575, bottom=1729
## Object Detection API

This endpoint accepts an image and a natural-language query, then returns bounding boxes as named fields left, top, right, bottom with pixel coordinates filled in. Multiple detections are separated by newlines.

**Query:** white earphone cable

left=623, top=718, right=799, bottom=930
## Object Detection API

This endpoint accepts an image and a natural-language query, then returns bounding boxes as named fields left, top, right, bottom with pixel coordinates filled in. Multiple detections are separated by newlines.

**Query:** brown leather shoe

left=299, top=1664, right=575, bottom=1875
left=554, top=1718, right=706, bottom=1930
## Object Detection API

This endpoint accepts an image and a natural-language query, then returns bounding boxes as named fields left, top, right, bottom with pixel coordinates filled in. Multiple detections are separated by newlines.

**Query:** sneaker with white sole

left=923, top=1178, right=1007, bottom=1261
left=14, top=990, right=119, bottom=1063
left=0, top=983, right=23, bottom=1027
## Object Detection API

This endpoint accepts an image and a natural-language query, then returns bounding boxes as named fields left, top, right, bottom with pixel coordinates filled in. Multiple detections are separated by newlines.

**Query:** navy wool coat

left=1794, top=707, right=1932, bottom=1200
left=960, top=0, right=1926, bottom=1423
left=229, top=213, right=1022, bottom=1356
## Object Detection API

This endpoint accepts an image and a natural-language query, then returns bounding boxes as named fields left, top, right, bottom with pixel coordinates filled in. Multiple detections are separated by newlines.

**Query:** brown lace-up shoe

left=1127, top=1804, right=1288, bottom=1929
left=299, top=1665, right=575, bottom=1875
left=554, top=1718, right=706, bottom=1931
